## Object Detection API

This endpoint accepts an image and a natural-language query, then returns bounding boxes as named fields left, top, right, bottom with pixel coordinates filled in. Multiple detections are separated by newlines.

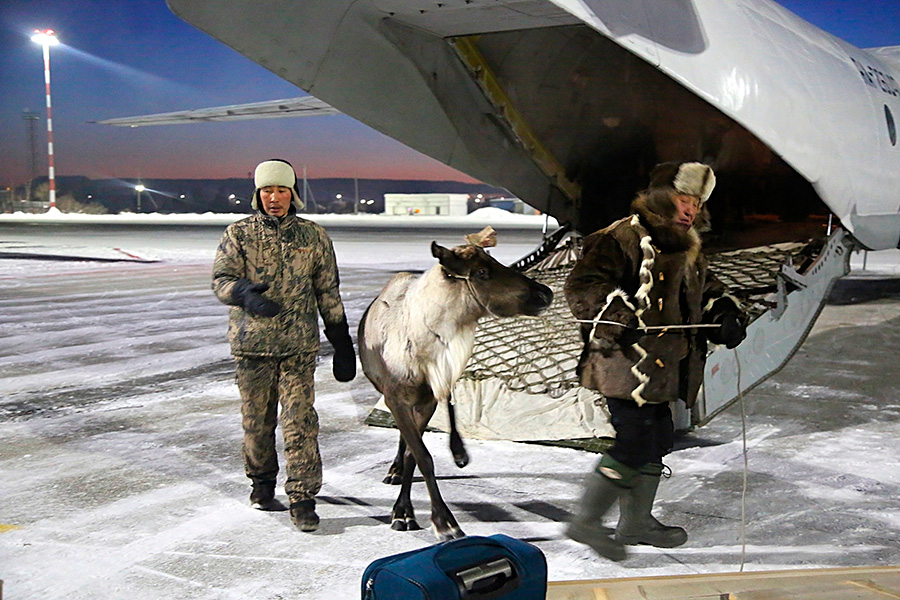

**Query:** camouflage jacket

left=212, top=213, right=348, bottom=358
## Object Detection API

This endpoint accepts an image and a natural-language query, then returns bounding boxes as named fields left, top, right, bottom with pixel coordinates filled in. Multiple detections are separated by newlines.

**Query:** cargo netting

left=458, top=235, right=816, bottom=396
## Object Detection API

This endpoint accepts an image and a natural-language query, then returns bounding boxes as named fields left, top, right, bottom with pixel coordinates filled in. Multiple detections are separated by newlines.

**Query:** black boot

left=615, top=467, right=687, bottom=548
left=565, top=471, right=627, bottom=561
left=250, top=480, right=286, bottom=511
left=290, top=499, right=320, bottom=532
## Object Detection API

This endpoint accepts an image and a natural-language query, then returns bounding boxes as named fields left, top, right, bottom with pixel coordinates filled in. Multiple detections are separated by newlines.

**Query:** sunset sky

left=1, top=0, right=898, bottom=189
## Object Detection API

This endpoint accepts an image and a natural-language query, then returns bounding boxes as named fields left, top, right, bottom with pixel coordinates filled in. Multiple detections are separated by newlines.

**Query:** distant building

left=383, top=193, right=469, bottom=216
left=489, top=197, right=532, bottom=214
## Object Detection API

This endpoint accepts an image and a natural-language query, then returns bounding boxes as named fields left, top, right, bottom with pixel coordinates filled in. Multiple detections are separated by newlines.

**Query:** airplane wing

left=94, top=96, right=339, bottom=127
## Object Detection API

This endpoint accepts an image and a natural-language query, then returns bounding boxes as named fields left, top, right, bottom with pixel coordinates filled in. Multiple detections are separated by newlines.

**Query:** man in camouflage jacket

left=212, top=159, right=356, bottom=532
left=564, top=162, right=748, bottom=560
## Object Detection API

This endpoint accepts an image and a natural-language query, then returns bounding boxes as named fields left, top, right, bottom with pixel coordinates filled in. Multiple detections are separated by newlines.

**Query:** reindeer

left=358, top=227, right=553, bottom=540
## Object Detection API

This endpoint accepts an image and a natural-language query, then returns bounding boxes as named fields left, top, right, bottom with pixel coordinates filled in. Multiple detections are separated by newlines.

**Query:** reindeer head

left=430, top=230, right=553, bottom=318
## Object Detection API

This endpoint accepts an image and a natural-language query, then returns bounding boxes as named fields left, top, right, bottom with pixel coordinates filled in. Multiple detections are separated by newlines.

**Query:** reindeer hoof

left=382, top=473, right=402, bottom=485
left=453, top=450, right=469, bottom=469
left=391, top=517, right=421, bottom=531
left=432, top=524, right=465, bottom=541
left=391, top=519, right=408, bottom=531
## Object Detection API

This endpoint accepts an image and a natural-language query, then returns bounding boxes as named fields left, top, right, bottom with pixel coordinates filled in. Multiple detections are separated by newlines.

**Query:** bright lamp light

left=31, top=29, right=59, bottom=46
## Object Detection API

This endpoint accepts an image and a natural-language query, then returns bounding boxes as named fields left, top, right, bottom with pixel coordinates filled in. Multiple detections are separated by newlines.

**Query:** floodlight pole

left=41, top=41, right=55, bottom=209
left=31, top=30, right=59, bottom=211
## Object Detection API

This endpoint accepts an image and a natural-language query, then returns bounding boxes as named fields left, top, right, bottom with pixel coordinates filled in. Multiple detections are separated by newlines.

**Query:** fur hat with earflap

left=647, top=161, right=716, bottom=204
left=252, top=159, right=305, bottom=213
left=631, top=161, right=716, bottom=250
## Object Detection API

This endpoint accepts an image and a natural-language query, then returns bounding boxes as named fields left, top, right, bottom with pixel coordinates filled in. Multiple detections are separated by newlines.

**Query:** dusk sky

left=1, top=0, right=898, bottom=189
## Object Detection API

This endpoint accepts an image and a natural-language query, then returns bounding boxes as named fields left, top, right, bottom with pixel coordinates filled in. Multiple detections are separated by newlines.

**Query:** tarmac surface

left=1, top=220, right=899, bottom=599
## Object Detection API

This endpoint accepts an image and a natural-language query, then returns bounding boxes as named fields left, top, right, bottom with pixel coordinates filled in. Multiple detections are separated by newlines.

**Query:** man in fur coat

left=564, top=161, right=748, bottom=561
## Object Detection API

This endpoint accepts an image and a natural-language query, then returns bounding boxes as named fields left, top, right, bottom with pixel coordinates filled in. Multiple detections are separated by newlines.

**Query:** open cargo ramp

left=688, top=227, right=854, bottom=427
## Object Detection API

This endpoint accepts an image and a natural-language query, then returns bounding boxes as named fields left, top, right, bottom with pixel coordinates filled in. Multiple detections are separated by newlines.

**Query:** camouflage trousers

left=235, top=352, right=321, bottom=503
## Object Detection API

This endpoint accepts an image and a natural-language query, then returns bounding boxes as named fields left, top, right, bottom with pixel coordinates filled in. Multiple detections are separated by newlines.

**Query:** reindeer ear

left=432, top=242, right=468, bottom=277
left=431, top=241, right=448, bottom=260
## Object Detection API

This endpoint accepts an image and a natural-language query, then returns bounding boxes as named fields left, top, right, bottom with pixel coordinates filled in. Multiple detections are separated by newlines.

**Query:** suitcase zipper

left=364, top=570, right=432, bottom=599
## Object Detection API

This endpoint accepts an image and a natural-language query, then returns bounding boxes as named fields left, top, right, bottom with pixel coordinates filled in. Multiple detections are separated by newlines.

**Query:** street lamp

left=30, top=29, right=59, bottom=212
left=135, top=184, right=145, bottom=212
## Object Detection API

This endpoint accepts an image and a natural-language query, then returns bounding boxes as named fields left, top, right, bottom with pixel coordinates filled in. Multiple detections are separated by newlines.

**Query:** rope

left=440, top=266, right=502, bottom=319
left=443, top=264, right=724, bottom=333
left=458, top=263, right=736, bottom=397
left=457, top=236, right=802, bottom=569
left=527, top=315, right=723, bottom=331
left=736, top=348, right=748, bottom=572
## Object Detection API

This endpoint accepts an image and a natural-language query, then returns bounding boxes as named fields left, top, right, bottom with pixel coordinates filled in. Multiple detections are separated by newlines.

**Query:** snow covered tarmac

left=1, top=215, right=899, bottom=599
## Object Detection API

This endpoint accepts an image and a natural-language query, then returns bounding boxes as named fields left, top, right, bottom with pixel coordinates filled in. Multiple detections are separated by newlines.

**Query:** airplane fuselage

left=166, top=0, right=900, bottom=250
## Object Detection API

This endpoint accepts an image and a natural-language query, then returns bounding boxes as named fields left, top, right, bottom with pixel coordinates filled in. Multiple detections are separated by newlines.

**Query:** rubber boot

left=615, top=464, right=687, bottom=548
left=565, top=458, right=637, bottom=562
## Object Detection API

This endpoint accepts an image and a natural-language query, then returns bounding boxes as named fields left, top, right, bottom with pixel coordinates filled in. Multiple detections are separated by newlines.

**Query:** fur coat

left=565, top=195, right=743, bottom=407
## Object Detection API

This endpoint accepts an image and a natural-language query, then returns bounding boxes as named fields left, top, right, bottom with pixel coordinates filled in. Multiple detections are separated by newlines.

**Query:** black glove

left=617, top=315, right=644, bottom=347
left=324, top=317, right=356, bottom=382
left=705, top=299, right=747, bottom=349
left=715, top=312, right=746, bottom=349
left=232, top=278, right=281, bottom=318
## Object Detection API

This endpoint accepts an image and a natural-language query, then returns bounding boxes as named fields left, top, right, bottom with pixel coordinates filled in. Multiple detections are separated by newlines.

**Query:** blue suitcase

left=361, top=534, right=547, bottom=600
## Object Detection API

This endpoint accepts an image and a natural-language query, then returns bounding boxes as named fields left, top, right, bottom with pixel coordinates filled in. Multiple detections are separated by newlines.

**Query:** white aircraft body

left=106, top=0, right=900, bottom=429
left=150, top=0, right=900, bottom=250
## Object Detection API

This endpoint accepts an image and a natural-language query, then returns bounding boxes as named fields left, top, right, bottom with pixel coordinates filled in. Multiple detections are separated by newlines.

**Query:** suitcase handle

left=452, top=557, right=519, bottom=600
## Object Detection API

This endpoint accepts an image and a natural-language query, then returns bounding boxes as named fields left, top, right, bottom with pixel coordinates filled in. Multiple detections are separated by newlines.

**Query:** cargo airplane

left=100, top=0, right=899, bottom=430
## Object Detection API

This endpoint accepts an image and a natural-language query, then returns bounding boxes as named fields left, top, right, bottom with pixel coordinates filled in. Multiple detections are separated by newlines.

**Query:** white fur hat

left=252, top=159, right=304, bottom=211
left=649, top=161, right=716, bottom=203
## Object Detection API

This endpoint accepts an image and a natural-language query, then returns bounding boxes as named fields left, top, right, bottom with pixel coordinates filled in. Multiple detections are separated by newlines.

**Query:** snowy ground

left=0, top=213, right=899, bottom=599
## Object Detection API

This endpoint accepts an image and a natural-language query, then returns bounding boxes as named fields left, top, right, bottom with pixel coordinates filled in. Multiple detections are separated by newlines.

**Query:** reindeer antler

left=464, top=226, right=497, bottom=248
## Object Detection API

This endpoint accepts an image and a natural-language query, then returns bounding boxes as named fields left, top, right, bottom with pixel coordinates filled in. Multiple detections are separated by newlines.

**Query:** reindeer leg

left=383, top=436, right=406, bottom=485
left=390, top=397, right=465, bottom=541
left=387, top=398, right=422, bottom=532
left=446, top=401, right=469, bottom=468
left=390, top=439, right=420, bottom=531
